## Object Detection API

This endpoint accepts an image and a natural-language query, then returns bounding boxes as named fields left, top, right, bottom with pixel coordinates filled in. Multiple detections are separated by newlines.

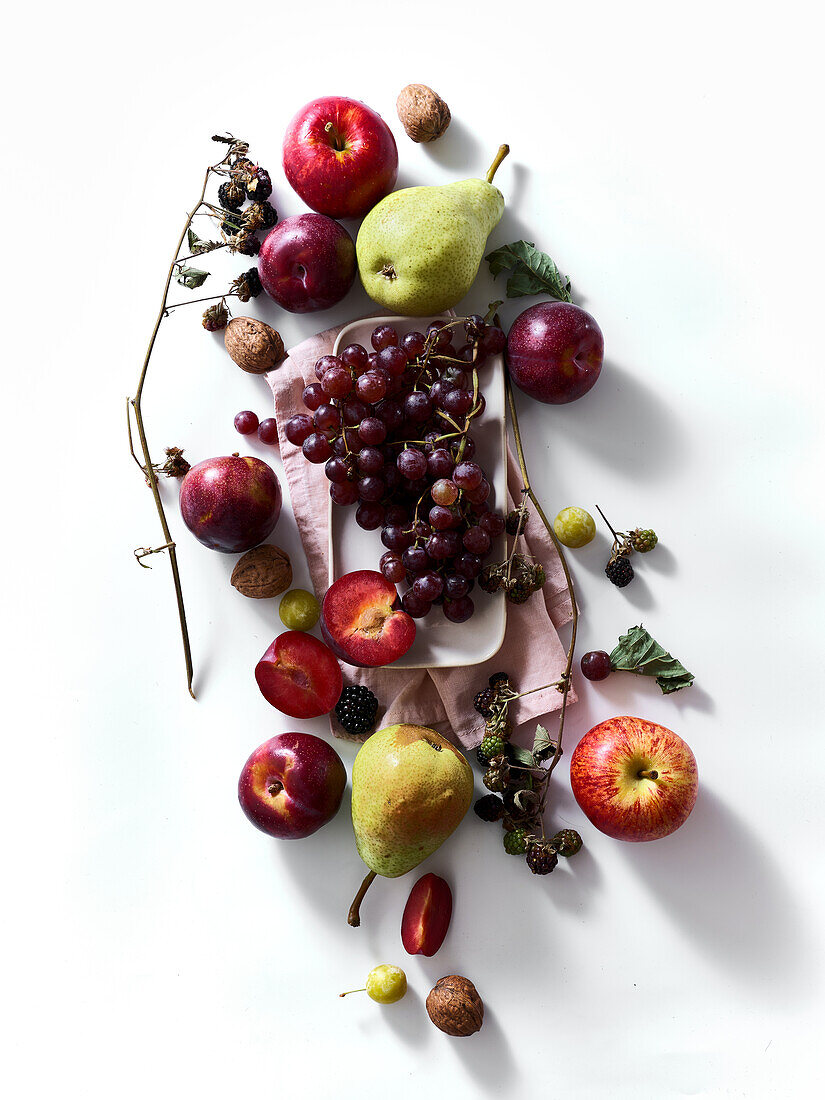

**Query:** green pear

left=356, top=145, right=509, bottom=317
left=347, top=723, right=473, bottom=926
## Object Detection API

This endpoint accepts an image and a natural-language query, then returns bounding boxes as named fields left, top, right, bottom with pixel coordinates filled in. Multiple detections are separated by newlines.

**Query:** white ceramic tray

left=329, top=314, right=507, bottom=669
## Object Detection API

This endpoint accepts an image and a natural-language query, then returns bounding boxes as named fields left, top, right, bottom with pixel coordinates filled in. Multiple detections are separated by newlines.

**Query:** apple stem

left=638, top=768, right=659, bottom=781
left=486, top=144, right=510, bottom=184
left=347, top=870, right=377, bottom=927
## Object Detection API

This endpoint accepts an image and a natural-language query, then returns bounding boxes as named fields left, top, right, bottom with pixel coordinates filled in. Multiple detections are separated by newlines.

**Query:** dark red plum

left=258, top=214, right=356, bottom=313
left=179, top=455, right=282, bottom=553
left=507, top=301, right=604, bottom=404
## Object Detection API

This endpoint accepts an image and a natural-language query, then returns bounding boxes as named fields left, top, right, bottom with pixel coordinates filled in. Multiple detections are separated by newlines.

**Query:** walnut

left=224, top=317, right=285, bottom=374
left=426, top=975, right=484, bottom=1036
left=230, top=545, right=292, bottom=598
left=396, top=84, right=451, bottom=143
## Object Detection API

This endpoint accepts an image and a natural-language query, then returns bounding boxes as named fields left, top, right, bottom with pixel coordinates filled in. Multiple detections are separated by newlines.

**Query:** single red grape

left=314, top=403, right=341, bottom=433
left=371, top=324, right=399, bottom=351
left=330, top=481, right=359, bottom=506
left=464, top=477, right=490, bottom=505
left=315, top=354, right=341, bottom=381
left=581, top=651, right=612, bottom=681
left=413, top=571, right=444, bottom=602
left=442, top=388, right=472, bottom=416
left=380, top=551, right=406, bottom=583
left=444, top=573, right=470, bottom=599
left=463, top=526, right=491, bottom=554
left=397, top=447, right=428, bottom=479
left=381, top=525, right=414, bottom=551
left=377, top=346, right=408, bottom=377
left=358, top=476, right=385, bottom=502
left=431, top=479, right=458, bottom=506
left=402, top=330, right=426, bottom=359
left=454, top=552, right=482, bottom=578
left=258, top=418, right=279, bottom=444
left=402, top=546, right=429, bottom=573
left=480, top=511, right=506, bottom=537
left=340, top=343, right=369, bottom=372
left=341, top=397, right=369, bottom=426
left=356, top=502, right=385, bottom=530
left=359, top=417, right=387, bottom=445
left=302, top=432, right=332, bottom=463
left=443, top=595, right=474, bottom=623
left=453, top=461, right=483, bottom=490
left=481, top=326, right=507, bottom=355
left=322, top=365, right=354, bottom=398
left=403, top=391, right=433, bottom=422
left=284, top=413, right=312, bottom=446
left=302, top=383, right=325, bottom=411
left=356, top=371, right=388, bottom=403
left=234, top=410, right=259, bottom=435
left=357, top=447, right=384, bottom=475
left=324, top=456, right=351, bottom=484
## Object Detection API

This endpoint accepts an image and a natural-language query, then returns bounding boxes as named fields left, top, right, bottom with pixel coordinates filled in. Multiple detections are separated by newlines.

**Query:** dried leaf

left=531, top=724, right=558, bottom=763
left=176, top=265, right=209, bottom=290
left=187, top=228, right=221, bottom=256
left=609, top=625, right=695, bottom=694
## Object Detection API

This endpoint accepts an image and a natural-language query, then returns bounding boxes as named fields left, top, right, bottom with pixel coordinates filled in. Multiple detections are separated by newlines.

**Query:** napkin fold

left=266, top=321, right=575, bottom=749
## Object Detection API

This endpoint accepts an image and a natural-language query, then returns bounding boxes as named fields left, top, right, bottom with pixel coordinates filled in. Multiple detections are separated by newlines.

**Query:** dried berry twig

left=126, top=134, right=257, bottom=698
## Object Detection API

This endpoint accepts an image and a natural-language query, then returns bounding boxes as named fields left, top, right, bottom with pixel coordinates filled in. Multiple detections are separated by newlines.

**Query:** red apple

left=238, top=732, right=346, bottom=839
left=258, top=213, right=356, bottom=314
left=282, top=96, right=398, bottom=219
left=401, top=873, right=453, bottom=957
left=255, top=631, right=343, bottom=719
left=569, top=715, right=698, bottom=842
left=179, top=455, right=281, bottom=553
left=320, top=570, right=416, bottom=667
left=507, top=301, right=604, bottom=404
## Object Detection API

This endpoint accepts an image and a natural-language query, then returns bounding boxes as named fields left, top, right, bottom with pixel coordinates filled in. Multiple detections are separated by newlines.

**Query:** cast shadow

left=640, top=541, right=678, bottom=577
left=618, top=788, right=816, bottom=1004
left=447, top=1004, right=519, bottom=1092
left=553, top=359, right=687, bottom=482
left=422, top=116, right=484, bottom=174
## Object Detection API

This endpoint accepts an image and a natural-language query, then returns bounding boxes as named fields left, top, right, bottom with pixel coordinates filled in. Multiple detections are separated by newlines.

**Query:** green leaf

left=532, top=724, right=558, bottom=762
left=485, top=241, right=572, bottom=301
left=176, top=265, right=209, bottom=290
left=187, top=228, right=221, bottom=256
left=509, top=745, right=536, bottom=768
left=609, top=625, right=695, bottom=694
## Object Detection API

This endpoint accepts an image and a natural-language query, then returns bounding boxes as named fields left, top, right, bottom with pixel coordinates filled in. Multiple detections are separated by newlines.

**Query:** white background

left=4, top=2, right=824, bottom=1096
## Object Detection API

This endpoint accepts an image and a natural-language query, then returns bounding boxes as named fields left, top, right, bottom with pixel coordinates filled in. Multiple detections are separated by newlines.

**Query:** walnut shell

left=396, top=84, right=451, bottom=143
left=230, top=545, right=292, bottom=598
left=224, top=317, right=285, bottom=374
left=426, top=975, right=484, bottom=1036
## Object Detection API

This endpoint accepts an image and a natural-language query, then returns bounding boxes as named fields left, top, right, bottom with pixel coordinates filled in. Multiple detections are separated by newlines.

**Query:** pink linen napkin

left=266, top=321, right=576, bottom=750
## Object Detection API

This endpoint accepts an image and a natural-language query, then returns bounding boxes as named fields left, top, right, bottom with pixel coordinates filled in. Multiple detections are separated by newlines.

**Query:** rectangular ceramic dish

left=328, top=315, right=507, bottom=669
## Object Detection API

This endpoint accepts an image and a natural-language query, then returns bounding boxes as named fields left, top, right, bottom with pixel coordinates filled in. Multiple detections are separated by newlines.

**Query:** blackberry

left=217, top=179, right=245, bottom=211
left=505, top=509, right=528, bottom=536
left=551, top=829, right=583, bottom=857
left=246, top=166, right=273, bottom=201
left=473, top=688, right=497, bottom=717
left=605, top=553, right=634, bottom=588
left=233, top=268, right=262, bottom=303
left=473, top=794, right=506, bottom=822
left=202, top=302, right=229, bottom=331
left=234, top=233, right=260, bottom=257
left=476, top=746, right=492, bottom=768
left=478, top=565, right=504, bottom=593
left=335, top=685, right=378, bottom=736
left=488, top=671, right=509, bottom=689
left=220, top=212, right=245, bottom=236
left=526, top=843, right=559, bottom=875
left=630, top=528, right=658, bottom=553
left=483, top=766, right=507, bottom=793
left=246, top=201, right=278, bottom=231
left=480, top=734, right=506, bottom=760
left=503, top=828, right=529, bottom=855
left=506, top=579, right=532, bottom=604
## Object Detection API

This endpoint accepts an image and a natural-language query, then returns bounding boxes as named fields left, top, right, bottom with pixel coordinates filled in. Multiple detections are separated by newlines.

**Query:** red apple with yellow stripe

left=238, top=733, right=346, bottom=840
left=569, top=716, right=698, bottom=842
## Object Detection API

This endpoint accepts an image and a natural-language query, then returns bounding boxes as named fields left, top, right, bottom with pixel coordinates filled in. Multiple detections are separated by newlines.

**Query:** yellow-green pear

left=356, top=146, right=509, bottom=317
left=347, top=723, right=473, bottom=926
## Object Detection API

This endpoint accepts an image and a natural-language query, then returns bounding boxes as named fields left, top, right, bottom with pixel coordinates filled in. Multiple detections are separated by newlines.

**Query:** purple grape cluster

left=285, top=317, right=508, bottom=624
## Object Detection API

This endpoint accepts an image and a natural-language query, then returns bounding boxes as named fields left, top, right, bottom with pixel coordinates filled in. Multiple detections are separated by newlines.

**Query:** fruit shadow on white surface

left=617, top=787, right=816, bottom=1003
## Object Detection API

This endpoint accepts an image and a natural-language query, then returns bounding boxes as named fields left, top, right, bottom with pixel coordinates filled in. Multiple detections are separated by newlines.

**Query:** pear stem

left=347, top=870, right=377, bottom=927
left=486, top=144, right=510, bottom=184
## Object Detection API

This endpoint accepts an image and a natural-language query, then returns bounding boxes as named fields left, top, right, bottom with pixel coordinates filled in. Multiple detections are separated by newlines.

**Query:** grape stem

left=504, top=361, right=579, bottom=823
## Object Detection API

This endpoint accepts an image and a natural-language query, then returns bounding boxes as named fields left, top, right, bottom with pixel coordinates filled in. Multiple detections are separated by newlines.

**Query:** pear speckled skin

left=351, top=724, right=473, bottom=877
left=356, top=176, right=505, bottom=316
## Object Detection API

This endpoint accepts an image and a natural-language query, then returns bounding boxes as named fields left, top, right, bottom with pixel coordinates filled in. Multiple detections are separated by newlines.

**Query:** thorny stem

left=504, top=368, right=579, bottom=810
left=127, top=140, right=244, bottom=698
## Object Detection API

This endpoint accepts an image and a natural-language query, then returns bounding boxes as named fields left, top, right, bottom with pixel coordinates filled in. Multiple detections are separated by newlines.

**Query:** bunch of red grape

left=285, top=317, right=507, bottom=624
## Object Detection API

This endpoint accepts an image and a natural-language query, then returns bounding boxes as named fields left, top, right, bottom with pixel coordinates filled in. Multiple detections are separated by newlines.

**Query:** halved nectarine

left=320, top=569, right=415, bottom=667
